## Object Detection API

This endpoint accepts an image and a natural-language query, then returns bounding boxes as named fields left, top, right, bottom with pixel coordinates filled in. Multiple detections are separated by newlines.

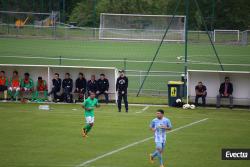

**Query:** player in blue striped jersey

left=149, top=109, right=172, bottom=167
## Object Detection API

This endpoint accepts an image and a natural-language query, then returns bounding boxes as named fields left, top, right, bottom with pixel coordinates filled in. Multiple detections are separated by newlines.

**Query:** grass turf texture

left=0, top=38, right=250, bottom=94
left=0, top=103, right=249, bottom=167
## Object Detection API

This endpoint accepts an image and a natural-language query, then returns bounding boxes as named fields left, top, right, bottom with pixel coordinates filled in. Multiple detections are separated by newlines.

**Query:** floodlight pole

left=62, top=0, right=65, bottom=23
left=194, top=0, right=224, bottom=71
left=136, top=0, right=181, bottom=97
left=183, top=0, right=189, bottom=101
left=184, top=0, right=189, bottom=80
left=211, top=0, right=215, bottom=31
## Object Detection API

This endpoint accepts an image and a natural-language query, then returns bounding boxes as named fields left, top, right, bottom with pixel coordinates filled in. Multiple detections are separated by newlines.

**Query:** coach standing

left=116, top=70, right=128, bottom=112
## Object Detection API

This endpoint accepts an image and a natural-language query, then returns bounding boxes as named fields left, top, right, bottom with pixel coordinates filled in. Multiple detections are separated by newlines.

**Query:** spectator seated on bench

left=74, top=72, right=87, bottom=102
left=216, top=77, right=233, bottom=109
left=87, top=75, right=98, bottom=95
left=195, top=81, right=207, bottom=106
left=32, top=76, right=48, bottom=102
left=48, top=73, right=62, bottom=102
left=20, top=72, right=34, bottom=102
left=96, top=73, right=109, bottom=104
left=0, top=70, right=8, bottom=101
left=62, top=73, right=73, bottom=103
left=8, top=70, right=21, bottom=101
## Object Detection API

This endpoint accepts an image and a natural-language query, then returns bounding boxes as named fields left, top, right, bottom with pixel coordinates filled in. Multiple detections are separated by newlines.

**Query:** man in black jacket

left=62, top=73, right=73, bottom=103
left=216, top=77, right=233, bottom=109
left=195, top=81, right=207, bottom=106
left=116, top=70, right=128, bottom=112
left=75, top=72, right=87, bottom=101
left=96, top=74, right=109, bottom=103
left=48, top=73, right=61, bottom=102
left=87, top=75, right=98, bottom=95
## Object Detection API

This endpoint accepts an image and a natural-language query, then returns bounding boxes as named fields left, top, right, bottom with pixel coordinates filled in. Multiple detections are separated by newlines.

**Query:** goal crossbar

left=0, top=10, right=52, bottom=15
left=100, top=13, right=186, bottom=17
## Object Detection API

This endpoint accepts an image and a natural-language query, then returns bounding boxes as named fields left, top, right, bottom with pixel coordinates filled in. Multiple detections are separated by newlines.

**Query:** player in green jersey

left=81, top=92, right=100, bottom=137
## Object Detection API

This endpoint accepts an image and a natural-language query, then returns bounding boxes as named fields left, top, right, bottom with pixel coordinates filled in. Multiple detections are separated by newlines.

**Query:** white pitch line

left=135, top=106, right=150, bottom=114
left=75, top=118, right=208, bottom=167
left=142, top=106, right=150, bottom=111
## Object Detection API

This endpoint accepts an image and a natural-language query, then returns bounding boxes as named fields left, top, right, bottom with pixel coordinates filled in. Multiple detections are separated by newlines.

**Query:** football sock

left=158, top=152, right=163, bottom=165
left=152, top=150, right=158, bottom=158
left=14, top=90, right=19, bottom=99
left=84, top=124, right=92, bottom=133
left=4, top=90, right=7, bottom=99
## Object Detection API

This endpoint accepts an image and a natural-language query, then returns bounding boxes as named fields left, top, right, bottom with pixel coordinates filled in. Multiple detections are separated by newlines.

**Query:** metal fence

left=0, top=24, right=99, bottom=40
left=0, top=24, right=249, bottom=45
left=1, top=55, right=249, bottom=96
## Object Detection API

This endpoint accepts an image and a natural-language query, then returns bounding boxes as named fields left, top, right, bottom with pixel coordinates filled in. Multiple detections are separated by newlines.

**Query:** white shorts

left=85, top=116, right=95, bottom=124
left=8, top=87, right=20, bottom=91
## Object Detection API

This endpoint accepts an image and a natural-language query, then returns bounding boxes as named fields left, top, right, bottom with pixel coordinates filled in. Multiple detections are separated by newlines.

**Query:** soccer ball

left=190, top=104, right=196, bottom=109
left=182, top=104, right=190, bottom=109
left=177, top=56, right=183, bottom=60
left=176, top=98, right=182, bottom=103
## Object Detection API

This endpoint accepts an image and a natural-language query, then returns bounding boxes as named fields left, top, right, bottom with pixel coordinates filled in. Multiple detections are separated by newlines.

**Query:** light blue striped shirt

left=150, top=117, right=172, bottom=143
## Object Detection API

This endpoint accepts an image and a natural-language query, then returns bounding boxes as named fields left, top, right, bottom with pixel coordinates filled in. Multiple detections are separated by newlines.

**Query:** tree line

left=1, top=0, right=249, bottom=30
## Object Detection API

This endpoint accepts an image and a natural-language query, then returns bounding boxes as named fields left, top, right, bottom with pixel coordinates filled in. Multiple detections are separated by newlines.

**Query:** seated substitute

left=48, top=73, right=62, bottom=102
left=96, top=74, right=109, bottom=103
left=75, top=72, right=87, bottom=101
left=32, top=76, right=48, bottom=102
left=195, top=81, right=207, bottom=106
left=62, top=73, right=73, bottom=103
left=20, top=72, right=34, bottom=101
left=87, top=75, right=98, bottom=95
left=8, top=70, right=21, bottom=101
left=216, top=77, right=233, bottom=109
left=0, top=71, right=8, bottom=101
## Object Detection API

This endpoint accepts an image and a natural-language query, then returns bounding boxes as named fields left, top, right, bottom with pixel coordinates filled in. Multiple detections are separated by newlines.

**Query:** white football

left=176, top=98, right=182, bottom=103
left=182, top=104, right=190, bottom=109
left=177, top=56, right=182, bottom=60
left=190, top=104, right=196, bottom=109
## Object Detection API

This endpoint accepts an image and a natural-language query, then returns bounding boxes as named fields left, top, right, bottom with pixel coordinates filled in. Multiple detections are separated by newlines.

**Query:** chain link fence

left=1, top=55, right=249, bottom=96
left=0, top=24, right=250, bottom=45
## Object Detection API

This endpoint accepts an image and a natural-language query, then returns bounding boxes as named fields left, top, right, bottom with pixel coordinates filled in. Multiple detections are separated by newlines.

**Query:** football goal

left=0, top=10, right=59, bottom=28
left=0, top=11, right=59, bottom=38
left=99, top=13, right=186, bottom=42
left=213, top=29, right=240, bottom=43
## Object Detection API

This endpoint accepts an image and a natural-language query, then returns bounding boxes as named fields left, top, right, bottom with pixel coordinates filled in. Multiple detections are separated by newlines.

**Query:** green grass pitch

left=0, top=103, right=249, bottom=167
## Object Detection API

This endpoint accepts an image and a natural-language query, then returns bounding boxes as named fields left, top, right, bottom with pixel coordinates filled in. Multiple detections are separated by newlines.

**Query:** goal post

left=0, top=10, right=60, bottom=38
left=0, top=10, right=59, bottom=27
left=99, top=13, right=186, bottom=42
left=241, top=30, right=250, bottom=45
left=213, top=29, right=240, bottom=43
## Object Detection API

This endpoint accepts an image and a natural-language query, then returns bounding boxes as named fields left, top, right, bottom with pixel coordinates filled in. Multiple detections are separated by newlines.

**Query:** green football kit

left=82, top=97, right=99, bottom=134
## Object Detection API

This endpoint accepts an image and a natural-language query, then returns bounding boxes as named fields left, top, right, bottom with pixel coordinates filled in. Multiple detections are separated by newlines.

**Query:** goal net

left=0, top=11, right=59, bottom=28
left=0, top=11, right=59, bottom=37
left=99, top=13, right=186, bottom=42
left=241, top=30, right=250, bottom=45
left=213, top=29, right=240, bottom=43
